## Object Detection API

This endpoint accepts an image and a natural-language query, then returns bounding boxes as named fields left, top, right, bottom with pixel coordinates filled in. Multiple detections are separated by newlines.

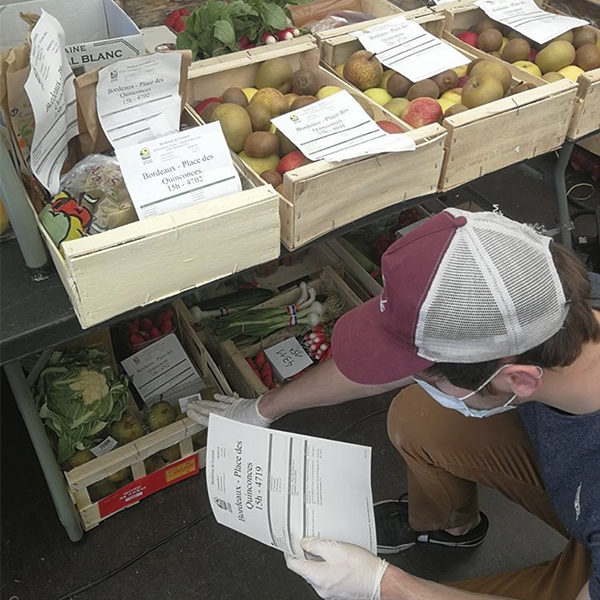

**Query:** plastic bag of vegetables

left=35, top=347, right=131, bottom=464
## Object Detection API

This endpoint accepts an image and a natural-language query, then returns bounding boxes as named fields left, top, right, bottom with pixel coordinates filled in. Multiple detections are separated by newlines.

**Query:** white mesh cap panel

left=415, top=209, right=568, bottom=363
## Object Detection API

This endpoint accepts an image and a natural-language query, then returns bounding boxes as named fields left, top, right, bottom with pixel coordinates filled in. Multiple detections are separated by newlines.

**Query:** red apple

left=277, top=150, right=310, bottom=174
left=377, top=120, right=406, bottom=133
left=529, top=48, right=538, bottom=62
left=401, top=97, right=443, bottom=128
left=194, top=97, right=221, bottom=115
left=457, top=31, right=478, bottom=47
left=457, top=76, right=469, bottom=87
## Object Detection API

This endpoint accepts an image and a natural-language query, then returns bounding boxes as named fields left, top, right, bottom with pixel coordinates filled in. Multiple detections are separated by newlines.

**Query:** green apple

left=363, top=87, right=392, bottom=106
left=316, top=85, right=343, bottom=100
left=441, top=87, right=463, bottom=104
left=513, top=60, right=543, bottom=78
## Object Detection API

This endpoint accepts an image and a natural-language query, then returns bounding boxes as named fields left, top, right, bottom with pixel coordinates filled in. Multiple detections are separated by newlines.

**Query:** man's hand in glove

left=285, top=538, right=389, bottom=600
left=184, top=394, right=274, bottom=428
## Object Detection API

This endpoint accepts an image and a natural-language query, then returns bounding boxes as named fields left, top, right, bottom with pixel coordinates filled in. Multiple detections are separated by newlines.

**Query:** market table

left=1, top=135, right=594, bottom=541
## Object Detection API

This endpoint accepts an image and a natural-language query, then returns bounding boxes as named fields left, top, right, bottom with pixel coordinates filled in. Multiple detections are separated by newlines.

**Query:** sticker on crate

left=263, top=337, right=313, bottom=380
left=98, top=453, right=200, bottom=518
left=121, top=333, right=206, bottom=403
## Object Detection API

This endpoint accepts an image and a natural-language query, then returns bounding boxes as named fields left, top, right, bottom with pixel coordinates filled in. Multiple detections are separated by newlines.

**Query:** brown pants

left=387, top=385, right=591, bottom=600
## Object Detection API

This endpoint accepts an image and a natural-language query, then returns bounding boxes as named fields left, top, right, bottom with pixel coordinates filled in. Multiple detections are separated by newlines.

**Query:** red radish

left=140, top=317, right=153, bottom=331
left=159, top=319, right=174, bottom=334
left=239, top=35, right=252, bottom=49
left=275, top=29, right=293, bottom=41
left=290, top=27, right=300, bottom=37
left=255, top=350, right=266, bottom=369
left=262, top=32, right=277, bottom=45
left=321, top=347, right=332, bottom=361
left=457, top=31, right=478, bottom=47
left=130, top=333, right=145, bottom=346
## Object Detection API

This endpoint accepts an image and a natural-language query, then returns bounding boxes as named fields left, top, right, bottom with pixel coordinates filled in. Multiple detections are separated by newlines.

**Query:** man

left=186, top=209, right=600, bottom=600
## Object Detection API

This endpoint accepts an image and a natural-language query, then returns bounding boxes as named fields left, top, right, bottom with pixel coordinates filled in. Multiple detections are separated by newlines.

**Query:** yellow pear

left=513, top=60, right=542, bottom=78
left=315, top=86, right=343, bottom=100
left=558, top=65, right=584, bottom=81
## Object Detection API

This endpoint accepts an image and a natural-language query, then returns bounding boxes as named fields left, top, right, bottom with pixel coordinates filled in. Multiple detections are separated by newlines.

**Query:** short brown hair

left=425, top=242, right=600, bottom=390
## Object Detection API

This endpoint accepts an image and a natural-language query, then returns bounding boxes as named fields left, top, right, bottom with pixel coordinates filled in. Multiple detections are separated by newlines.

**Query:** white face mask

left=413, top=364, right=527, bottom=418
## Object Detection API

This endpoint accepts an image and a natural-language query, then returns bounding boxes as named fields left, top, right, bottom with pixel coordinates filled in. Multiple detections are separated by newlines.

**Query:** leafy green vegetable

left=36, top=347, right=130, bottom=464
left=177, top=0, right=312, bottom=59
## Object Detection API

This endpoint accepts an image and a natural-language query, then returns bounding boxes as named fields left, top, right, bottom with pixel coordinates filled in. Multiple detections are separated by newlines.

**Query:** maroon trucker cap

left=331, top=210, right=468, bottom=384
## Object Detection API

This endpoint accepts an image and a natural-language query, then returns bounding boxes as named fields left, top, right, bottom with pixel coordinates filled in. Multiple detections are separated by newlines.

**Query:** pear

left=110, top=414, right=144, bottom=445
left=147, top=401, right=176, bottom=432
left=255, top=58, right=293, bottom=92
left=343, top=51, right=383, bottom=90
left=470, top=60, right=512, bottom=92
left=250, top=88, right=289, bottom=118
left=535, top=40, right=576, bottom=74
left=210, top=103, right=252, bottom=152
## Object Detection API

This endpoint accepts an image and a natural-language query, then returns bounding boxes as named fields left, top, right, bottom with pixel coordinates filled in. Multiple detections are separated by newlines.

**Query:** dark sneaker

left=375, top=497, right=489, bottom=555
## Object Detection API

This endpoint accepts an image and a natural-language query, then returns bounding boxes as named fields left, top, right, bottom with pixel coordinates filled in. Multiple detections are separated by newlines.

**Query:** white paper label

left=90, top=436, right=118, bottom=457
left=97, top=52, right=182, bottom=150
left=66, top=39, right=143, bottom=72
left=115, top=122, right=241, bottom=219
left=24, top=11, right=79, bottom=195
left=207, top=414, right=376, bottom=557
left=351, top=16, right=470, bottom=82
left=271, top=90, right=415, bottom=163
left=475, top=0, right=588, bottom=44
left=121, top=333, right=204, bottom=403
left=264, top=337, right=313, bottom=380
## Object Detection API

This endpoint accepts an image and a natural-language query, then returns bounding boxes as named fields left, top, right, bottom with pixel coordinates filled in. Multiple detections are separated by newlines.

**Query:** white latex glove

left=184, top=393, right=273, bottom=427
left=285, top=538, right=389, bottom=600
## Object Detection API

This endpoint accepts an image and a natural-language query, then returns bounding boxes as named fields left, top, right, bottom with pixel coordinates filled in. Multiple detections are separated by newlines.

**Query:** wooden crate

left=62, top=299, right=231, bottom=531
left=201, top=266, right=362, bottom=398
left=28, top=112, right=280, bottom=329
left=318, top=10, right=578, bottom=191
left=441, top=1, right=600, bottom=141
left=186, top=36, right=447, bottom=250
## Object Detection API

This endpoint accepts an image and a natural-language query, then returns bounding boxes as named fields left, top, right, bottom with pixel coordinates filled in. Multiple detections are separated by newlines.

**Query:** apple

left=194, top=97, right=221, bottom=115
left=461, top=75, right=504, bottom=108
left=501, top=37, right=509, bottom=52
left=377, top=120, right=406, bottom=133
left=437, top=97, right=458, bottom=114
left=529, top=48, right=538, bottom=62
left=364, top=87, right=392, bottom=106
left=316, top=85, right=343, bottom=100
left=453, top=64, right=469, bottom=78
left=384, top=97, right=410, bottom=118
left=334, top=64, right=345, bottom=78
left=513, top=60, right=542, bottom=78
left=457, top=31, right=478, bottom=47
left=284, top=93, right=299, bottom=107
left=441, top=87, right=463, bottom=104
left=242, top=87, right=258, bottom=102
left=558, top=65, right=584, bottom=81
left=401, top=97, right=443, bottom=127
left=457, top=76, right=469, bottom=87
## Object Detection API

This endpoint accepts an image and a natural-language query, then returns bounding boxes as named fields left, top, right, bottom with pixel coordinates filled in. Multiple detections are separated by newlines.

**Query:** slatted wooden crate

left=186, top=36, right=447, bottom=250
left=441, top=1, right=600, bottom=141
left=27, top=110, right=280, bottom=328
left=61, top=299, right=230, bottom=531
left=317, top=9, right=579, bottom=192
left=195, top=266, right=362, bottom=398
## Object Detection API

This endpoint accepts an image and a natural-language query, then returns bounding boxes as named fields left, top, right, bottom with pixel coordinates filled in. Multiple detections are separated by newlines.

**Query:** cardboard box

left=318, top=8, right=578, bottom=191
left=0, top=0, right=145, bottom=71
left=187, top=36, right=447, bottom=250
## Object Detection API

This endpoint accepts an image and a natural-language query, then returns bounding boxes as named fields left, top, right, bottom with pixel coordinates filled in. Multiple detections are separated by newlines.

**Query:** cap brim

left=331, top=297, right=433, bottom=385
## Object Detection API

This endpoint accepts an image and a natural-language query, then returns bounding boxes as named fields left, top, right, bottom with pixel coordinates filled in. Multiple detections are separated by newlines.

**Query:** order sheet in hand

left=206, top=414, right=377, bottom=557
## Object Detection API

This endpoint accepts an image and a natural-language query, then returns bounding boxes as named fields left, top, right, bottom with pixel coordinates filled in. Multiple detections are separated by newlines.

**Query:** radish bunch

left=127, top=308, right=175, bottom=350
left=301, top=325, right=332, bottom=362
left=246, top=350, right=277, bottom=389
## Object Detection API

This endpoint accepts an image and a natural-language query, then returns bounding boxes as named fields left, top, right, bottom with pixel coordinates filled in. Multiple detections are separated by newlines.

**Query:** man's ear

left=500, top=365, right=543, bottom=398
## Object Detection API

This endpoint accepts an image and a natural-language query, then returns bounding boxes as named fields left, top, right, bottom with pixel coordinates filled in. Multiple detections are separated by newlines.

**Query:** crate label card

left=271, top=90, right=415, bottom=163
left=264, top=337, right=313, bottom=380
left=475, top=0, right=588, bottom=44
left=97, top=52, right=182, bottom=149
left=121, top=333, right=205, bottom=403
left=115, top=122, right=241, bottom=219
left=24, top=10, right=79, bottom=195
left=350, top=16, right=470, bottom=82
left=206, top=414, right=377, bottom=557
left=90, top=436, right=118, bottom=457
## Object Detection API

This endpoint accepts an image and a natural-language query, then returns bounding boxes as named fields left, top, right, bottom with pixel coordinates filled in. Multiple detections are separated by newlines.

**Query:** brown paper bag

left=74, top=49, right=193, bottom=155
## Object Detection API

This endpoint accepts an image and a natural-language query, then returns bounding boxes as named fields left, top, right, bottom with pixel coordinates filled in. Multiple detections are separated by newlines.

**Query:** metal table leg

left=4, top=361, right=84, bottom=542
left=554, top=141, right=574, bottom=249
